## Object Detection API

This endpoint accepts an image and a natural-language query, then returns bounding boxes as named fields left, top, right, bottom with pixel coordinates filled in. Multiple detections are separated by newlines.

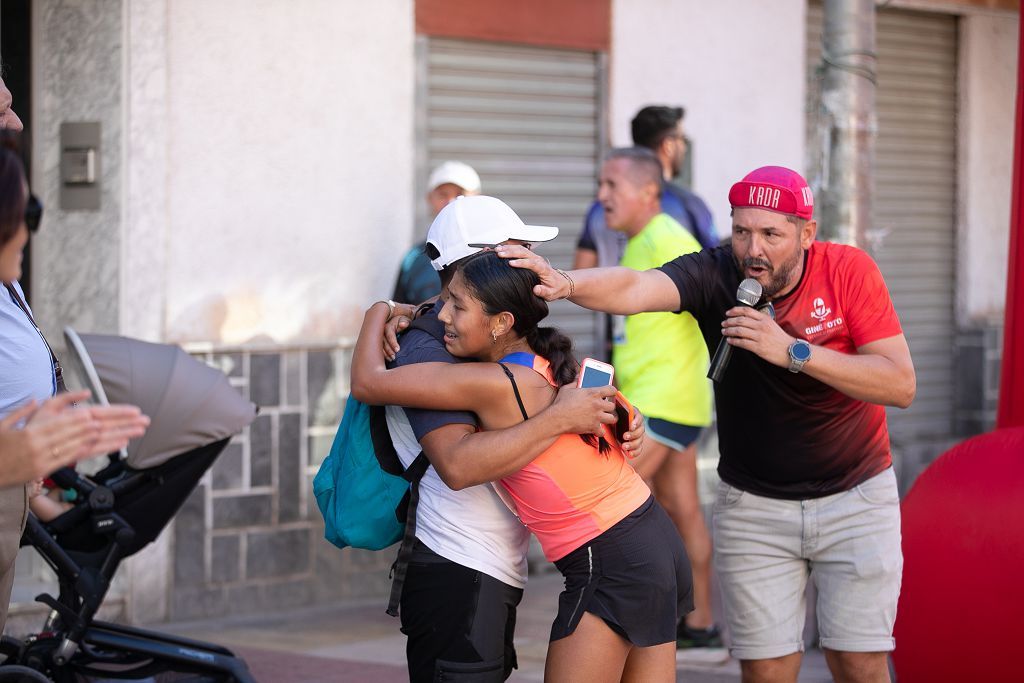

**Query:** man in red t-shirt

left=497, top=166, right=916, bottom=683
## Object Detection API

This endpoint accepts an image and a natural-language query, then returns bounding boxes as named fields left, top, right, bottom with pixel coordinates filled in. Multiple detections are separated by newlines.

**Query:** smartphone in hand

left=577, top=358, right=614, bottom=388
left=612, top=392, right=635, bottom=445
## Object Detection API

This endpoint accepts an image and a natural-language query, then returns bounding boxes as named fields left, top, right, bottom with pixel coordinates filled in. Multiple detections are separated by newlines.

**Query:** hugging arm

left=420, top=383, right=644, bottom=490
left=351, top=303, right=496, bottom=412
left=417, top=384, right=621, bottom=490
left=351, top=303, right=634, bottom=488
left=383, top=299, right=437, bottom=361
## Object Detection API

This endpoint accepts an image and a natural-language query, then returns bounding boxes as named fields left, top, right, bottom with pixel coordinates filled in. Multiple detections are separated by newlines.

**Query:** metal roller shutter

left=419, top=37, right=604, bottom=359
left=806, top=5, right=958, bottom=446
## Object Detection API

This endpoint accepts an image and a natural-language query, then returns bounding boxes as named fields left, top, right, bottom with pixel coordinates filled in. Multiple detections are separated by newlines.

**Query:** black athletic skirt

left=550, top=496, right=693, bottom=647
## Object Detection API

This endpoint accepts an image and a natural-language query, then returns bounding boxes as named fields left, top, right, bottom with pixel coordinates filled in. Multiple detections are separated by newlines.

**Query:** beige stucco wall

left=609, top=0, right=808, bottom=229
left=31, top=0, right=416, bottom=348
left=957, top=10, right=1018, bottom=323
left=163, top=0, right=415, bottom=346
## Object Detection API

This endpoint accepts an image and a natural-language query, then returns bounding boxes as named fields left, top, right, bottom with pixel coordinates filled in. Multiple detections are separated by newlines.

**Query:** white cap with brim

left=425, top=195, right=559, bottom=271
left=428, top=160, right=482, bottom=193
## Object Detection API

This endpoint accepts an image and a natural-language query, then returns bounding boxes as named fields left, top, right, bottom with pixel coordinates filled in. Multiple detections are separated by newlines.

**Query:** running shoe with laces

left=676, top=623, right=724, bottom=649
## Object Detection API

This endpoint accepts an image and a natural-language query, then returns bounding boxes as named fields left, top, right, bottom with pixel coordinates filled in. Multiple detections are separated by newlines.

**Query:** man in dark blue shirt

left=575, top=105, right=718, bottom=276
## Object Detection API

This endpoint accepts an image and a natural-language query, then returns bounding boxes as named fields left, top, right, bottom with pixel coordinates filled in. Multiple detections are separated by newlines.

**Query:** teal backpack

left=313, top=393, right=429, bottom=551
left=313, top=312, right=443, bottom=617
left=313, top=312, right=443, bottom=552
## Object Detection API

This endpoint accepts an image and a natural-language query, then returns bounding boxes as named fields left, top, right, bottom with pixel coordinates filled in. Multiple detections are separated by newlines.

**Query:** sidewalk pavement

left=163, top=569, right=834, bottom=682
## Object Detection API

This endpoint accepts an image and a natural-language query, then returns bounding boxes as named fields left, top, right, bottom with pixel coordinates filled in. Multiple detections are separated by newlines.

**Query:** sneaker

left=676, top=623, right=723, bottom=649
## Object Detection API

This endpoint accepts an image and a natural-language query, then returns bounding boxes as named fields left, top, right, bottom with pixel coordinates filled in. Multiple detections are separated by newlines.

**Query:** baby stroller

left=0, top=329, right=258, bottom=682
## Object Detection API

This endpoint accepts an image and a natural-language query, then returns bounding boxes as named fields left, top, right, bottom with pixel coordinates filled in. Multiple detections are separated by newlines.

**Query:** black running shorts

left=551, top=496, right=693, bottom=647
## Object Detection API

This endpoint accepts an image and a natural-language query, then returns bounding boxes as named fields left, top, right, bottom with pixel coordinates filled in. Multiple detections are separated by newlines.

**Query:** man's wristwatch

left=788, top=339, right=812, bottom=373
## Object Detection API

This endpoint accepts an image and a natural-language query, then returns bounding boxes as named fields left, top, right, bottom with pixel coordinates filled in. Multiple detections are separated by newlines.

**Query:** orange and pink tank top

left=498, top=352, right=651, bottom=562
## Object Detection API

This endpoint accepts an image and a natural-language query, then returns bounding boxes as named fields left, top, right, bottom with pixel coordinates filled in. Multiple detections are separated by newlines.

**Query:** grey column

left=819, top=0, right=877, bottom=250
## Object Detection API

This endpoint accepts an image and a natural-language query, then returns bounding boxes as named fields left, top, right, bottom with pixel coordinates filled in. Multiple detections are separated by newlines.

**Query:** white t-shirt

left=386, top=405, right=529, bottom=589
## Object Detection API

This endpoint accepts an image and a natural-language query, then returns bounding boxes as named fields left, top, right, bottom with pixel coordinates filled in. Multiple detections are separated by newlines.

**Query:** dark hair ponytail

left=529, top=326, right=610, bottom=455
left=526, top=327, right=577, bottom=387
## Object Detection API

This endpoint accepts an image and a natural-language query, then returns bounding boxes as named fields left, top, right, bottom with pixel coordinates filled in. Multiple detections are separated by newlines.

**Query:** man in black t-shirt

left=499, top=167, right=915, bottom=683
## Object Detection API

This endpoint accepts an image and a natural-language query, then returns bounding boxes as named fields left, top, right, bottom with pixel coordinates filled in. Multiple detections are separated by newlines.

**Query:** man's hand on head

left=721, top=305, right=793, bottom=368
left=548, top=384, right=617, bottom=435
left=495, top=245, right=569, bottom=301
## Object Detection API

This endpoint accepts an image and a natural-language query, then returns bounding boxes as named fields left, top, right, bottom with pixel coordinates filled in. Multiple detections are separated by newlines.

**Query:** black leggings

left=399, top=540, right=523, bottom=682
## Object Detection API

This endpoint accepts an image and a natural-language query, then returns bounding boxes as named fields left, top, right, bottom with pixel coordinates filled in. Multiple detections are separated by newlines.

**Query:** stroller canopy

left=64, top=330, right=257, bottom=470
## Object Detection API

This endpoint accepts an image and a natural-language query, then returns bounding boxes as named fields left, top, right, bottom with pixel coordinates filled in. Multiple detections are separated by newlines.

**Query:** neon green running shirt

left=613, top=213, right=712, bottom=427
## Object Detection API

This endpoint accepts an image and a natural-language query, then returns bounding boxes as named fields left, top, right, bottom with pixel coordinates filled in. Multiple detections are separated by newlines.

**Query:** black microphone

left=708, top=278, right=763, bottom=383
left=757, top=301, right=776, bottom=320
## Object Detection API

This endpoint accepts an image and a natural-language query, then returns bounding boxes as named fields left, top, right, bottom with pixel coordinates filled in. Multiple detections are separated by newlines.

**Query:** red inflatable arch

left=895, top=15, right=1023, bottom=681
left=893, top=427, right=1024, bottom=682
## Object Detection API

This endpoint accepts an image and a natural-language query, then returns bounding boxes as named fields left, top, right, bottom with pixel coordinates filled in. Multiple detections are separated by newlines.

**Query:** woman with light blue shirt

left=0, top=137, right=57, bottom=632
left=0, top=137, right=149, bottom=632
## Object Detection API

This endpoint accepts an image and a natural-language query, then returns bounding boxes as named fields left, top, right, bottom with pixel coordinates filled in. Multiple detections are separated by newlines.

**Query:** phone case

left=602, top=390, right=637, bottom=458
left=577, top=358, right=615, bottom=388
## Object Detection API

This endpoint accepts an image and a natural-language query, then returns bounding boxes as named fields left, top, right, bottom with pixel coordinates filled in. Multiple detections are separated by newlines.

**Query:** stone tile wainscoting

left=172, top=344, right=394, bottom=621
left=954, top=322, right=1004, bottom=437
left=895, top=321, right=1004, bottom=495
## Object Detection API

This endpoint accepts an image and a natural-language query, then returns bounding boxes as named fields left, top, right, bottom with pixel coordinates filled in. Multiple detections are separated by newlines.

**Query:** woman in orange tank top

left=352, top=251, right=693, bottom=682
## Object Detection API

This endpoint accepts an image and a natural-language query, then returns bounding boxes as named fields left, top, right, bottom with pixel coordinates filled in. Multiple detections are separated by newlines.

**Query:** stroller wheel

left=0, top=664, right=52, bottom=682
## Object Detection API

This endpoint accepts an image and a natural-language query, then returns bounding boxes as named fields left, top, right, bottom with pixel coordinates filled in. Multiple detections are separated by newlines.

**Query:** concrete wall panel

left=162, top=0, right=415, bottom=345
left=610, top=0, right=807, bottom=228
left=958, top=12, right=1018, bottom=323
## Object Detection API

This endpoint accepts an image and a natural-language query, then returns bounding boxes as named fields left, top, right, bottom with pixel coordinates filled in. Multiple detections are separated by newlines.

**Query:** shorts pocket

left=854, top=469, right=899, bottom=506
left=713, top=481, right=745, bottom=511
left=435, top=656, right=505, bottom=682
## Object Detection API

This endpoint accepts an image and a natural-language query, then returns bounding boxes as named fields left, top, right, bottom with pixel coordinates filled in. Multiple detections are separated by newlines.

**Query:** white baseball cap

left=428, top=161, right=482, bottom=193
left=425, top=196, right=559, bottom=271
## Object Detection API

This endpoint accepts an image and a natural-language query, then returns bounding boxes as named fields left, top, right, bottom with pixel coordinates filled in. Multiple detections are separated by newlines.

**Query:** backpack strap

left=382, top=312, right=442, bottom=617
left=384, top=307, right=474, bottom=617
left=4, top=282, right=67, bottom=394
left=385, top=450, right=429, bottom=617
left=367, top=400, right=430, bottom=617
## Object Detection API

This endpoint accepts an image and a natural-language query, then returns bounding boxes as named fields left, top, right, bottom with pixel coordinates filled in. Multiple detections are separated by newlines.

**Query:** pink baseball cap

left=729, top=166, right=814, bottom=220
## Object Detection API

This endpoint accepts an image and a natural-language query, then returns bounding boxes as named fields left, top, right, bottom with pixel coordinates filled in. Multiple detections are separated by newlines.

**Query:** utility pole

left=818, top=0, right=877, bottom=249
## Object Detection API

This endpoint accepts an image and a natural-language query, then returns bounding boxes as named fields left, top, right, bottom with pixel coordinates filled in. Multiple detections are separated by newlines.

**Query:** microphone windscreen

left=737, top=278, right=763, bottom=307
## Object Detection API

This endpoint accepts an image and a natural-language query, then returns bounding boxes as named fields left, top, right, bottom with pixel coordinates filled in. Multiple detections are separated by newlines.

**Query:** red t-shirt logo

left=811, top=297, right=831, bottom=321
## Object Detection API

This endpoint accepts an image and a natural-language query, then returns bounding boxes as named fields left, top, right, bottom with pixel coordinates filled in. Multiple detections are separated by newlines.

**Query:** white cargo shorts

left=712, top=467, right=903, bottom=660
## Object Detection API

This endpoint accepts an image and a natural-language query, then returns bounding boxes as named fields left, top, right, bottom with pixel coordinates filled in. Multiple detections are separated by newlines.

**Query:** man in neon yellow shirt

left=597, top=147, right=719, bottom=648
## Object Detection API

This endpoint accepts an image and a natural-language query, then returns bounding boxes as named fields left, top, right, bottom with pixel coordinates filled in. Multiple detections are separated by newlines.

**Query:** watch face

left=792, top=341, right=812, bottom=361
